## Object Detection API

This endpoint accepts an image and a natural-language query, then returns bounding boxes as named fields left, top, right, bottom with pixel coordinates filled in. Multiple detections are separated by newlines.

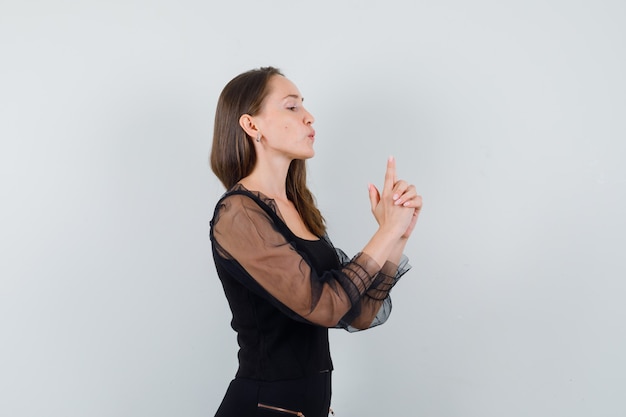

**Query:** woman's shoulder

left=217, top=184, right=278, bottom=211
left=211, top=184, right=280, bottom=226
left=210, top=185, right=289, bottom=245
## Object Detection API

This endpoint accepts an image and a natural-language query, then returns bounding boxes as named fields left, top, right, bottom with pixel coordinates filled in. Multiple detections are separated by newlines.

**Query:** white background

left=1, top=1, right=625, bottom=416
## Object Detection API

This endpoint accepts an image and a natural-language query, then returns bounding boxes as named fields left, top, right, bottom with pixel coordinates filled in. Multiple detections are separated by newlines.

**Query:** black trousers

left=214, top=372, right=332, bottom=417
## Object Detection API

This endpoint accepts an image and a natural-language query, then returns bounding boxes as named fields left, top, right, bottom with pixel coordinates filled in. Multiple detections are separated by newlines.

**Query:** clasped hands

left=368, top=156, right=422, bottom=240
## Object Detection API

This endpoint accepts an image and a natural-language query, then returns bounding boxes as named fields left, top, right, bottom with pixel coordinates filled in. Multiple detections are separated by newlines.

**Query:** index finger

left=384, top=155, right=397, bottom=192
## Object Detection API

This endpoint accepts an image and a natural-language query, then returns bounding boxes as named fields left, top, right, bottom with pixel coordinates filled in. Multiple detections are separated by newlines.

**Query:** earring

left=256, top=132, right=261, bottom=143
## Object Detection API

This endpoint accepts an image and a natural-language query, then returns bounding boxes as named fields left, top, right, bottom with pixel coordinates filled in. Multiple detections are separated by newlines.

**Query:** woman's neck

left=239, top=157, right=291, bottom=200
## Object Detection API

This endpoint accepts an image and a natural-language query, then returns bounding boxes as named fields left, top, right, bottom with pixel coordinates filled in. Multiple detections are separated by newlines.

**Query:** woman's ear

left=239, top=114, right=258, bottom=139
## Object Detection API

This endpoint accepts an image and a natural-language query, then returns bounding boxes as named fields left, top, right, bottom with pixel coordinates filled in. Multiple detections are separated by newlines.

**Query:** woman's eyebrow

left=283, top=94, right=304, bottom=101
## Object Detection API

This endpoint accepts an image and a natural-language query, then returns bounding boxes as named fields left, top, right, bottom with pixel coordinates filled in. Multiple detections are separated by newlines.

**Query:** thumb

left=368, top=183, right=381, bottom=212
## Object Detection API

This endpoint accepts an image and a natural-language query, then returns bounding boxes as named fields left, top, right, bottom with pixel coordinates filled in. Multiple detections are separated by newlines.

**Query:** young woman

left=209, top=67, right=422, bottom=417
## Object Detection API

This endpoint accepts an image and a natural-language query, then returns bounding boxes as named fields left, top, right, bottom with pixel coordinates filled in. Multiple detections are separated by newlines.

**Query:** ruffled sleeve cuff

left=337, top=251, right=411, bottom=332
left=365, top=255, right=411, bottom=300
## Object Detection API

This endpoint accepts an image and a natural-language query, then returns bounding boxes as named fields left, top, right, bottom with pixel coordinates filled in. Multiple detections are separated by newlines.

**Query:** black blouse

left=209, top=185, right=410, bottom=381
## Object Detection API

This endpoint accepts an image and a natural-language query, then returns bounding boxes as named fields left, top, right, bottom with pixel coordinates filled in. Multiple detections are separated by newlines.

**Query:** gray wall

left=1, top=1, right=625, bottom=416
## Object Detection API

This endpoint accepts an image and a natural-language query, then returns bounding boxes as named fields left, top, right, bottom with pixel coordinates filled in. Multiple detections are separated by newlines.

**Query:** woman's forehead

left=267, top=75, right=302, bottom=99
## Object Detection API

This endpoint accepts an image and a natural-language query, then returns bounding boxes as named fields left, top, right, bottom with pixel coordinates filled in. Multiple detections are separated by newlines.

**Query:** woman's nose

left=304, top=108, right=315, bottom=125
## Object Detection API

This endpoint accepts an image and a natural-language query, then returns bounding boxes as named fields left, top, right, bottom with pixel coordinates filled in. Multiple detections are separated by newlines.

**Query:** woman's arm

left=212, top=194, right=385, bottom=327
left=341, top=159, right=422, bottom=330
left=211, top=159, right=415, bottom=328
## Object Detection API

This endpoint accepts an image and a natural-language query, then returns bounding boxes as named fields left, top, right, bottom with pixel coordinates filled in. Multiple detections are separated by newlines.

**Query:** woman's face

left=253, top=75, right=316, bottom=160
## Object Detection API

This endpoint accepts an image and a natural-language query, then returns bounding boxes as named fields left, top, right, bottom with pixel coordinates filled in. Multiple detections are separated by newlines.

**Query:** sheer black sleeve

left=334, top=246, right=411, bottom=332
left=210, top=191, right=384, bottom=328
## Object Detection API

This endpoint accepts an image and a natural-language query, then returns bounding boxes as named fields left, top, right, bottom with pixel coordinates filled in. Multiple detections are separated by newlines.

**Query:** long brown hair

left=210, top=67, right=326, bottom=236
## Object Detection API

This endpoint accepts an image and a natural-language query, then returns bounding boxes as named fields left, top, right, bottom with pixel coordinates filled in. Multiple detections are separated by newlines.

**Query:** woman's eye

left=287, top=106, right=298, bottom=111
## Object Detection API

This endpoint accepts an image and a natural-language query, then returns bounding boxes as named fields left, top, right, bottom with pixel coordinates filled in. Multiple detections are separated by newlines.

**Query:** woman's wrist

left=388, top=238, right=406, bottom=265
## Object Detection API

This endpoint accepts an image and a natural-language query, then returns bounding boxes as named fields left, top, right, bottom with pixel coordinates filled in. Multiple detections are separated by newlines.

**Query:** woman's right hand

left=368, top=157, right=417, bottom=239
